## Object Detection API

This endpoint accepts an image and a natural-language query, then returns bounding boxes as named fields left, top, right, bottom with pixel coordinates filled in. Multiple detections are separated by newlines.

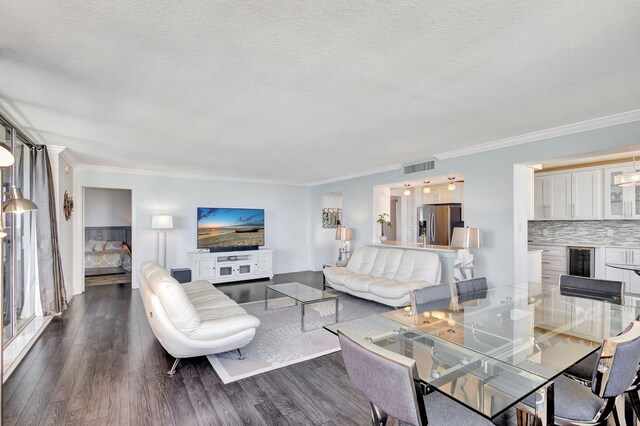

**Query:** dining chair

left=517, top=320, right=640, bottom=426
left=563, top=314, right=640, bottom=422
left=455, top=277, right=488, bottom=304
left=410, top=284, right=451, bottom=314
left=338, top=331, right=493, bottom=425
left=558, top=274, right=624, bottom=303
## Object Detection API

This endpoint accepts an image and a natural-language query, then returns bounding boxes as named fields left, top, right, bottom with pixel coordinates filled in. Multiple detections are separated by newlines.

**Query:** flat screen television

left=197, top=207, right=265, bottom=251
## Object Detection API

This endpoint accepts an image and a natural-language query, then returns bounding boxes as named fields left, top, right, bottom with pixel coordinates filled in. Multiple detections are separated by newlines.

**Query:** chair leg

left=629, top=389, right=640, bottom=422
left=612, top=402, right=622, bottom=426
left=237, top=348, right=246, bottom=360
left=370, top=402, right=388, bottom=426
left=517, top=409, right=535, bottom=426
left=167, top=358, right=180, bottom=376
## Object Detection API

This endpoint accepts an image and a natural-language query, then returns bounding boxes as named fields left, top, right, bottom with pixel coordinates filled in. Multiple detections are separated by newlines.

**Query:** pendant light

left=447, top=177, right=457, bottom=191
left=614, top=152, right=640, bottom=186
left=403, top=184, right=411, bottom=196
left=0, top=145, right=15, bottom=167
left=422, top=181, right=431, bottom=194
left=3, top=186, right=38, bottom=213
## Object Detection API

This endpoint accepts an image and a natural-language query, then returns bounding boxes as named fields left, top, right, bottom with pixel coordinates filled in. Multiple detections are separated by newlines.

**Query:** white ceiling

left=1, top=1, right=639, bottom=185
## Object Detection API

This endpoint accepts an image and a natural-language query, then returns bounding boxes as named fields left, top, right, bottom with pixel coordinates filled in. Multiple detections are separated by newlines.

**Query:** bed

left=84, top=226, right=132, bottom=276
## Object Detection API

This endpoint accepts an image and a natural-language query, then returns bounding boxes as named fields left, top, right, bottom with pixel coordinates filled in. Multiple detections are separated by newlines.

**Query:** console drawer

left=541, top=256, right=566, bottom=273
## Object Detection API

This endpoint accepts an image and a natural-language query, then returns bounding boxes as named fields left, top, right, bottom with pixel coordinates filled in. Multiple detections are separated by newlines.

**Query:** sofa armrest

left=189, top=314, right=261, bottom=341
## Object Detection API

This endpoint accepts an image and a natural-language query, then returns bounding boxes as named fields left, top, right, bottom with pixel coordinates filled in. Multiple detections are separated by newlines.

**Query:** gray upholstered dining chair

left=517, top=320, right=640, bottom=426
left=338, top=331, right=493, bottom=425
left=563, top=314, right=640, bottom=422
left=559, top=274, right=624, bottom=302
left=410, top=284, right=451, bottom=314
left=455, top=277, right=488, bottom=304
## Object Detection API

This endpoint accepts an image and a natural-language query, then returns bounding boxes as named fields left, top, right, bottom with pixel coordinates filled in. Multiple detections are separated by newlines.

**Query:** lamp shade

left=335, top=227, right=352, bottom=241
left=2, top=186, right=38, bottom=214
left=151, top=214, right=173, bottom=230
left=0, top=146, right=15, bottom=167
left=451, top=227, right=480, bottom=249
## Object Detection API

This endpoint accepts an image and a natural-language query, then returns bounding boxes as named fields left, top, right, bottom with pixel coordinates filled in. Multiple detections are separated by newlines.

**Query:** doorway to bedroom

left=83, top=188, right=133, bottom=287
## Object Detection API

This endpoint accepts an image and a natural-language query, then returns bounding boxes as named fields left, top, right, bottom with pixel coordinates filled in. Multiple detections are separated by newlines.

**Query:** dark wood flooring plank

left=181, top=360, right=224, bottom=426
left=128, top=367, right=153, bottom=426
left=254, top=372, right=299, bottom=417
left=37, top=400, right=67, bottom=426
left=228, top=390, right=269, bottom=426
left=255, top=400, right=291, bottom=426
left=106, top=353, right=131, bottom=426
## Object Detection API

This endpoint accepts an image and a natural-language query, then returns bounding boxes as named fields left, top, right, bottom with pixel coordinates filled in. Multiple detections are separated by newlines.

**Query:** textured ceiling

left=1, top=1, right=639, bottom=184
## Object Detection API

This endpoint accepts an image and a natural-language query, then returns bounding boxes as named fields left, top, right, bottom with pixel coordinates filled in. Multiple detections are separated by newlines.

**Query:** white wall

left=73, top=169, right=311, bottom=293
left=310, top=120, right=640, bottom=286
left=84, top=187, right=132, bottom=227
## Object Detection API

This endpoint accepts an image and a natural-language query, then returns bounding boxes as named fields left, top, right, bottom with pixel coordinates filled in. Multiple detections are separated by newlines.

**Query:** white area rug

left=207, top=292, right=389, bottom=383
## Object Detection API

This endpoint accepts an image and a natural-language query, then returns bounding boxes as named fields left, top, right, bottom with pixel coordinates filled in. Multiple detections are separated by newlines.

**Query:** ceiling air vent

left=403, top=160, right=435, bottom=175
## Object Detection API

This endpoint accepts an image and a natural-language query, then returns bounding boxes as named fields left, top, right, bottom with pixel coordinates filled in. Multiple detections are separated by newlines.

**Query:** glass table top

left=325, top=282, right=640, bottom=420
left=266, top=282, right=337, bottom=303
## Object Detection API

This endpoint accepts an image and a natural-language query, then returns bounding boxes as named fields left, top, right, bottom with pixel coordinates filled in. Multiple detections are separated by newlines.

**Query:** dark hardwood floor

left=2, top=271, right=518, bottom=426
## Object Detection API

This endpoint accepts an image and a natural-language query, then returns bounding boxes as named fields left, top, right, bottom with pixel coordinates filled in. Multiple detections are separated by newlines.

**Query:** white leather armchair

left=139, top=261, right=260, bottom=374
left=323, top=246, right=441, bottom=307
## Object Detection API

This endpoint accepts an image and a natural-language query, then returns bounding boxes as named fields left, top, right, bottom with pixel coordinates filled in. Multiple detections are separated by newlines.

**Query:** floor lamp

left=151, top=214, right=173, bottom=269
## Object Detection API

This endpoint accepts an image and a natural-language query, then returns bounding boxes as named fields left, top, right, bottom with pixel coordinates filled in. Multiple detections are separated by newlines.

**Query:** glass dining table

left=324, top=282, right=640, bottom=425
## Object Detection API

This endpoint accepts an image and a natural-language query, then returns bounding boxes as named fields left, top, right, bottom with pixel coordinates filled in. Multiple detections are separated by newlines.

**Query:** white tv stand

left=187, top=248, right=273, bottom=284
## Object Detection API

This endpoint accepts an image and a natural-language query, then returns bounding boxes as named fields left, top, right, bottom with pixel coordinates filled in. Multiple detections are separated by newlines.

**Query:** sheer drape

left=31, top=146, right=67, bottom=315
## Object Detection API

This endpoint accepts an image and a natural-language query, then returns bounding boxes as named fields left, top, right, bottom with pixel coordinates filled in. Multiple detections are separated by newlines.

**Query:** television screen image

left=197, top=208, right=265, bottom=249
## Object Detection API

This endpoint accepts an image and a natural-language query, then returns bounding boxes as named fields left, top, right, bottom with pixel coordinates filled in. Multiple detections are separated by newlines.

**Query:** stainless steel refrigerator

left=417, top=204, right=463, bottom=245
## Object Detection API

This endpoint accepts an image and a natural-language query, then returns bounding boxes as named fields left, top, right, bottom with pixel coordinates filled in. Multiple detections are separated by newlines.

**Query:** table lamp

left=152, top=214, right=173, bottom=268
left=335, top=226, right=352, bottom=267
left=451, top=227, right=480, bottom=280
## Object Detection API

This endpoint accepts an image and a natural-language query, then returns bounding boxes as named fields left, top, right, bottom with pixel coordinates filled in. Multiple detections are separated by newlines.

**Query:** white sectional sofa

left=323, top=246, right=442, bottom=307
left=139, top=261, right=260, bottom=374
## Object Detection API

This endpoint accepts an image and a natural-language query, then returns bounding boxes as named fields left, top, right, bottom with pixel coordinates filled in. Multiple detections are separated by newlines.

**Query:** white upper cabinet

left=604, top=165, right=640, bottom=219
left=571, top=169, right=603, bottom=220
left=534, top=173, right=572, bottom=220
left=545, top=173, right=572, bottom=220
left=533, top=176, right=545, bottom=220
left=422, top=182, right=463, bottom=205
left=533, top=167, right=608, bottom=220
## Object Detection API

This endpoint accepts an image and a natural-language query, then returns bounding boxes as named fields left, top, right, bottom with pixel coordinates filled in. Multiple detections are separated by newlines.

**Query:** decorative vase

left=379, top=235, right=387, bottom=242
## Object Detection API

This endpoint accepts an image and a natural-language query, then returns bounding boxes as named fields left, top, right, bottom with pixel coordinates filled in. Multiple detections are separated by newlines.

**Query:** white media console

left=187, top=248, right=274, bottom=284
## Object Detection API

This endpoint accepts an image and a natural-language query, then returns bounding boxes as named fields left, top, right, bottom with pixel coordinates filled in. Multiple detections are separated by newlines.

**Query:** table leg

left=534, top=382, right=554, bottom=426
left=301, top=303, right=305, bottom=332
left=264, top=286, right=268, bottom=310
left=335, top=298, right=339, bottom=324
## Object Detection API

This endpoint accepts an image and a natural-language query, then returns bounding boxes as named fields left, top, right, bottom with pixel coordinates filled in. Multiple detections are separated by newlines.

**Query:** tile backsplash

left=528, top=220, right=640, bottom=245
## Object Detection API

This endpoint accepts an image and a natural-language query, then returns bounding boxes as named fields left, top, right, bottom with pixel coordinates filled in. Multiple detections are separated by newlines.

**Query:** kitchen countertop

left=529, top=241, right=640, bottom=248
left=379, top=241, right=464, bottom=253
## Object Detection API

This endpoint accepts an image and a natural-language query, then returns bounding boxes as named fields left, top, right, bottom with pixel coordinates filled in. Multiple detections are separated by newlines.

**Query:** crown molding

left=434, top=109, right=640, bottom=160
left=306, top=163, right=403, bottom=187
left=74, top=164, right=305, bottom=186
left=47, top=145, right=81, bottom=168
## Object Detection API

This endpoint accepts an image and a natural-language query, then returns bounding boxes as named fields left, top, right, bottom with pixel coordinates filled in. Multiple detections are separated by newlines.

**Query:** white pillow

left=90, top=240, right=107, bottom=251
left=85, top=241, right=95, bottom=251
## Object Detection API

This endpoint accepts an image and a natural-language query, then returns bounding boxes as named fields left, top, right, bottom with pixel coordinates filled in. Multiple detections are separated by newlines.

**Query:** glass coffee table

left=265, top=282, right=339, bottom=332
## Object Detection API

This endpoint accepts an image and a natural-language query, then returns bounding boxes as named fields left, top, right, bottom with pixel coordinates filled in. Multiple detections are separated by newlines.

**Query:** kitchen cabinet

left=605, top=247, right=640, bottom=294
left=571, top=169, right=603, bottom=220
left=604, top=166, right=640, bottom=219
left=534, top=170, right=603, bottom=220
left=534, top=173, right=572, bottom=220
left=422, top=182, right=463, bottom=205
